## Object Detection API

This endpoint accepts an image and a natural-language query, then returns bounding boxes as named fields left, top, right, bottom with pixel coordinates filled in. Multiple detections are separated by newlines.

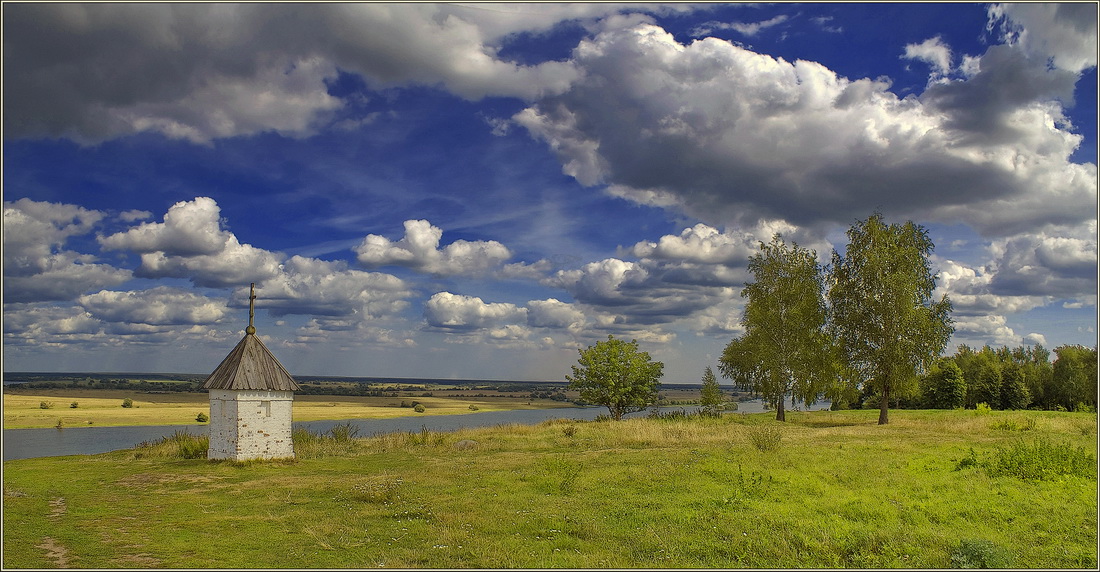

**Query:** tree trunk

left=776, top=398, right=786, bottom=422
left=878, top=389, right=890, bottom=425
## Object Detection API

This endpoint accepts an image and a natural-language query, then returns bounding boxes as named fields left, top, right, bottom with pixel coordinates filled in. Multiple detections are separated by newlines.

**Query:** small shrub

left=950, top=539, right=1011, bottom=568
left=468, top=404, right=479, bottom=411
left=954, top=448, right=980, bottom=471
left=135, top=430, right=208, bottom=459
left=328, top=422, right=360, bottom=442
left=196, top=412, right=209, bottom=423
left=69, top=402, right=78, bottom=409
left=562, top=424, right=577, bottom=438
left=39, top=401, right=54, bottom=410
left=990, top=419, right=1018, bottom=431
left=121, top=398, right=134, bottom=408
left=747, top=423, right=783, bottom=452
left=413, top=404, right=426, bottom=413
left=984, top=439, right=1096, bottom=481
left=974, top=402, right=992, bottom=416
left=55, top=418, right=64, bottom=429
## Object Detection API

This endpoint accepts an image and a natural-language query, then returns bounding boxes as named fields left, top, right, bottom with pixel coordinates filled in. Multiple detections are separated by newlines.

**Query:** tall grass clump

left=746, top=423, right=783, bottom=452
left=950, top=539, right=1012, bottom=568
left=984, top=439, right=1096, bottom=481
left=293, top=422, right=364, bottom=458
left=133, top=430, right=208, bottom=459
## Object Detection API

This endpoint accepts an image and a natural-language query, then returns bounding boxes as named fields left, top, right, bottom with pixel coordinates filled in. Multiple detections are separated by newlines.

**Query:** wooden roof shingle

left=201, top=332, right=300, bottom=391
left=201, top=283, right=299, bottom=392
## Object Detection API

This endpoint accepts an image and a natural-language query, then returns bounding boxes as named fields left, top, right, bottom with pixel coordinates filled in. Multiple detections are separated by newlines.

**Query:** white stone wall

left=207, top=389, right=295, bottom=460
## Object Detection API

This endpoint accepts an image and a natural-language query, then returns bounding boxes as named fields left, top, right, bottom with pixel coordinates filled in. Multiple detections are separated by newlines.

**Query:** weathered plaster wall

left=207, top=389, right=295, bottom=460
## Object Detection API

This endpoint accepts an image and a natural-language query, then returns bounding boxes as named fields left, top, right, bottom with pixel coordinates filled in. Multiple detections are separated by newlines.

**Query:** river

left=2, top=398, right=829, bottom=461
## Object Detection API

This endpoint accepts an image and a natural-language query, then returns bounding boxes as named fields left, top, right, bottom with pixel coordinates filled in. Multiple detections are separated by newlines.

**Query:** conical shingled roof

left=201, top=332, right=300, bottom=391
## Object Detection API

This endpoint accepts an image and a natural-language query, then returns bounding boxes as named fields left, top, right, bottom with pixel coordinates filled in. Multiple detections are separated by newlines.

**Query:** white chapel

left=202, top=283, right=299, bottom=461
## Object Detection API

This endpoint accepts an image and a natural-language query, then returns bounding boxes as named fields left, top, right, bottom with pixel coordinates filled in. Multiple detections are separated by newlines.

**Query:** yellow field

left=2, top=390, right=574, bottom=429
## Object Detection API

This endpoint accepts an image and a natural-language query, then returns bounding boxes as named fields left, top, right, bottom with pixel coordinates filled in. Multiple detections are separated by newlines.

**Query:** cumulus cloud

left=526, top=298, right=586, bottom=331
left=423, top=291, right=527, bottom=331
left=3, top=198, right=131, bottom=302
left=255, top=256, right=412, bottom=319
left=78, top=286, right=228, bottom=326
left=4, top=3, right=652, bottom=143
left=903, top=36, right=952, bottom=76
left=988, top=3, right=1098, bottom=73
left=986, top=222, right=1098, bottom=300
left=355, top=219, right=512, bottom=276
left=514, top=17, right=1096, bottom=237
left=100, top=197, right=283, bottom=287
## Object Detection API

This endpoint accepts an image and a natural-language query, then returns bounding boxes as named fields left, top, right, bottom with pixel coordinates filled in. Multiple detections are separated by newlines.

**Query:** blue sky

left=4, top=3, right=1097, bottom=383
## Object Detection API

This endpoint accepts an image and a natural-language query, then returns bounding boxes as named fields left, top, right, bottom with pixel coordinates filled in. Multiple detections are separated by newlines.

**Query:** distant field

left=2, top=390, right=576, bottom=429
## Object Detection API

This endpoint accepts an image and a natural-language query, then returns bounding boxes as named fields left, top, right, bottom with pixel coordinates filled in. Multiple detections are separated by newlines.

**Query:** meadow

left=2, top=389, right=575, bottom=429
left=2, top=408, right=1096, bottom=568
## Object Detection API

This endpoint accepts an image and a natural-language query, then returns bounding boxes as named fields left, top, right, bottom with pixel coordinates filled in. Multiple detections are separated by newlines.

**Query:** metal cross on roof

left=246, top=282, right=257, bottom=335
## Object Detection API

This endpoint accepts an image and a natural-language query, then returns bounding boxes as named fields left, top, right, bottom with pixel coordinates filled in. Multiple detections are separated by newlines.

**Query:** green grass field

left=3, top=409, right=1096, bottom=568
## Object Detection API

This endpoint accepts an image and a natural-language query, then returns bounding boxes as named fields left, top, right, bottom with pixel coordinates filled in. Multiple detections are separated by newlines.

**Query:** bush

left=121, top=398, right=134, bottom=408
left=413, top=404, right=426, bottom=413
left=950, top=539, right=1012, bottom=568
left=39, top=401, right=54, bottom=409
left=747, top=423, right=783, bottom=452
left=134, top=430, right=208, bottom=459
left=985, top=439, right=1096, bottom=481
left=468, top=404, right=479, bottom=411
left=974, top=402, right=992, bottom=415
left=196, top=412, right=209, bottom=423
left=69, top=402, right=78, bottom=409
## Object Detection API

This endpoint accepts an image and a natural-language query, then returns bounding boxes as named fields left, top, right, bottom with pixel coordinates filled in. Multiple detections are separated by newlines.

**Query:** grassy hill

left=3, top=409, right=1096, bottom=568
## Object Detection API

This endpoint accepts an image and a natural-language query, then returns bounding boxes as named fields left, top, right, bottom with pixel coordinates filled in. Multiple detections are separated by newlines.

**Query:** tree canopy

left=567, top=335, right=663, bottom=421
left=828, top=213, right=954, bottom=424
left=719, top=234, right=833, bottom=421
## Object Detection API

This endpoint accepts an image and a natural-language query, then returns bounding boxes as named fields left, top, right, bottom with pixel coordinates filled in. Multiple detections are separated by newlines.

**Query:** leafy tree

left=920, top=358, right=966, bottom=409
left=720, top=234, right=833, bottom=421
left=1052, top=345, right=1098, bottom=411
left=999, top=362, right=1031, bottom=410
left=567, top=335, right=664, bottom=421
left=959, top=346, right=1002, bottom=409
left=828, top=213, right=954, bottom=424
left=699, top=366, right=725, bottom=415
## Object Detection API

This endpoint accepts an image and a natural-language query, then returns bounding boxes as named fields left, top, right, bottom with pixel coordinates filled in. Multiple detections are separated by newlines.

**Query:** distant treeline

left=2, top=373, right=575, bottom=399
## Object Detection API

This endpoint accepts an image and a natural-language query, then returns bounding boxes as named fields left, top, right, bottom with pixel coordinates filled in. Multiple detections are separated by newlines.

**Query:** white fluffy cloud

left=100, top=197, right=283, bottom=287
left=515, top=16, right=1095, bottom=237
left=78, top=286, right=228, bottom=326
left=424, top=291, right=527, bottom=331
left=256, top=256, right=412, bottom=320
left=903, top=36, right=952, bottom=76
left=355, top=219, right=512, bottom=276
left=3, top=198, right=131, bottom=302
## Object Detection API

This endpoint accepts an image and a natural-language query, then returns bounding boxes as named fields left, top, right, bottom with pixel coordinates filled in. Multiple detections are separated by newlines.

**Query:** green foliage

left=134, top=430, right=208, bottom=459
left=746, top=423, right=783, bottom=452
left=468, top=404, right=479, bottom=411
left=39, top=401, right=53, bottom=409
left=950, top=539, right=1012, bottom=569
left=956, top=438, right=1097, bottom=481
left=698, top=366, right=725, bottom=414
left=567, top=335, right=664, bottom=421
left=413, top=404, right=426, bottom=413
left=69, top=402, right=78, bottom=409
left=720, top=234, right=832, bottom=421
left=328, top=422, right=361, bottom=442
left=195, top=412, right=209, bottom=423
left=921, top=359, right=966, bottom=409
left=998, top=363, right=1031, bottom=410
left=1052, top=345, right=1098, bottom=411
left=121, top=398, right=134, bottom=408
left=828, top=213, right=954, bottom=424
left=984, top=439, right=1097, bottom=481
left=974, top=403, right=992, bottom=416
